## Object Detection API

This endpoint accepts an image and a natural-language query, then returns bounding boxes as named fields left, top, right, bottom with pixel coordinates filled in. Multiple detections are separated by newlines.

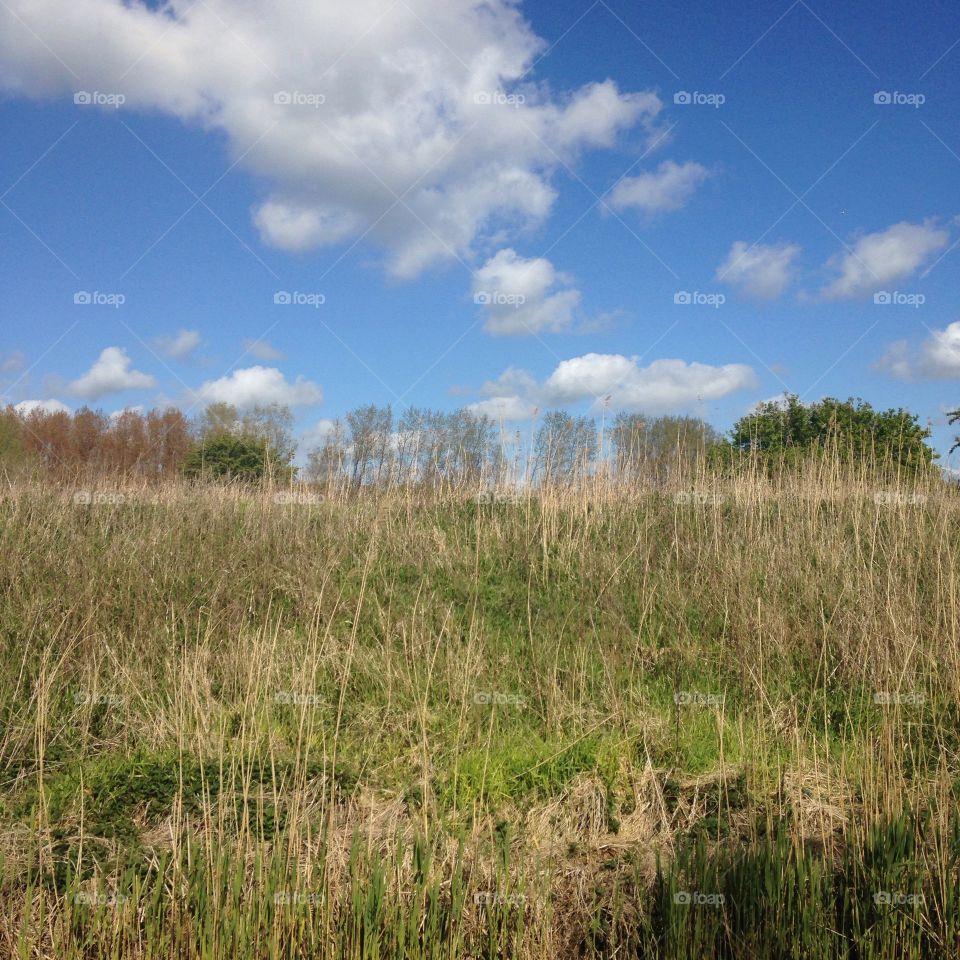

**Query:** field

left=2, top=464, right=960, bottom=958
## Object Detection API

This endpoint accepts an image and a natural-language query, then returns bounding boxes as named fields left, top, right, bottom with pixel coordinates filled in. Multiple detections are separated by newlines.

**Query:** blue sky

left=2, top=0, right=959, bottom=461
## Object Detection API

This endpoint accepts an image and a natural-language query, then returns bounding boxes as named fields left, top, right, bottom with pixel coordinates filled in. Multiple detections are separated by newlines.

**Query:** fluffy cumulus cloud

left=876, top=321, right=960, bottom=380
left=14, top=398, right=70, bottom=415
left=715, top=240, right=801, bottom=299
left=820, top=220, right=948, bottom=300
left=68, top=347, right=157, bottom=400
left=607, top=160, right=710, bottom=214
left=188, top=366, right=323, bottom=408
left=468, top=352, right=757, bottom=419
left=473, top=249, right=580, bottom=335
left=153, top=329, right=201, bottom=361
left=0, top=0, right=664, bottom=278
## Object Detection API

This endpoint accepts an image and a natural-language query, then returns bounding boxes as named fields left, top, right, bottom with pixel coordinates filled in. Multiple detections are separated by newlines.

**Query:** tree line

left=0, top=394, right=941, bottom=486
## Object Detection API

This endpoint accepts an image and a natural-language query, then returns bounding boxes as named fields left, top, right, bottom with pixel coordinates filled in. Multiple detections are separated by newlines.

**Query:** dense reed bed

left=1, top=460, right=958, bottom=957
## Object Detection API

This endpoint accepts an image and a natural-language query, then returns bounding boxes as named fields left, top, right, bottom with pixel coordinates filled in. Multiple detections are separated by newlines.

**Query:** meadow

left=2, top=461, right=959, bottom=958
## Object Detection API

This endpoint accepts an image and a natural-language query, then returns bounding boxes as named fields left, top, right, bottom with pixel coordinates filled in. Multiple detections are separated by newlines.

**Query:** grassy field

left=2, top=463, right=960, bottom=957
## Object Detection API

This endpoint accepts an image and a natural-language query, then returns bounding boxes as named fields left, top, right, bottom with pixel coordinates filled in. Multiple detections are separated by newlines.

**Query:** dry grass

left=1, top=460, right=959, bottom=956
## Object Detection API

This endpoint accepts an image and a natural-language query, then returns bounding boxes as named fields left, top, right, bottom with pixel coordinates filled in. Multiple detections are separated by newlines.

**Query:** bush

left=712, top=395, right=935, bottom=473
left=181, top=435, right=270, bottom=481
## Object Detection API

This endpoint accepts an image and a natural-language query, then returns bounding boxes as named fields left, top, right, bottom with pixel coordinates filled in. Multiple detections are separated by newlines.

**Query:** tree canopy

left=715, top=395, right=935, bottom=471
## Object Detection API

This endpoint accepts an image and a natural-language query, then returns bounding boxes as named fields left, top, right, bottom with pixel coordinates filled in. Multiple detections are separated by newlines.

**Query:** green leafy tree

left=715, top=395, right=934, bottom=472
left=191, top=402, right=296, bottom=479
left=181, top=434, right=270, bottom=481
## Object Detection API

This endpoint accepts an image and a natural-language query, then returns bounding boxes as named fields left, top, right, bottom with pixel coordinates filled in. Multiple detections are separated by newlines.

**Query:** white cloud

left=68, top=347, right=157, bottom=400
left=876, top=321, right=960, bottom=380
left=188, top=366, right=323, bottom=408
left=608, top=160, right=710, bottom=214
left=473, top=249, right=581, bottom=335
left=1, top=351, right=25, bottom=372
left=820, top=220, right=948, bottom=300
left=243, top=338, right=284, bottom=361
left=466, top=352, right=757, bottom=420
left=153, top=329, right=201, bottom=361
left=468, top=395, right=539, bottom=420
left=716, top=240, right=800, bottom=299
left=14, top=398, right=70, bottom=415
left=0, top=0, right=664, bottom=278
left=543, top=354, right=758, bottom=411
left=299, top=417, right=339, bottom=450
